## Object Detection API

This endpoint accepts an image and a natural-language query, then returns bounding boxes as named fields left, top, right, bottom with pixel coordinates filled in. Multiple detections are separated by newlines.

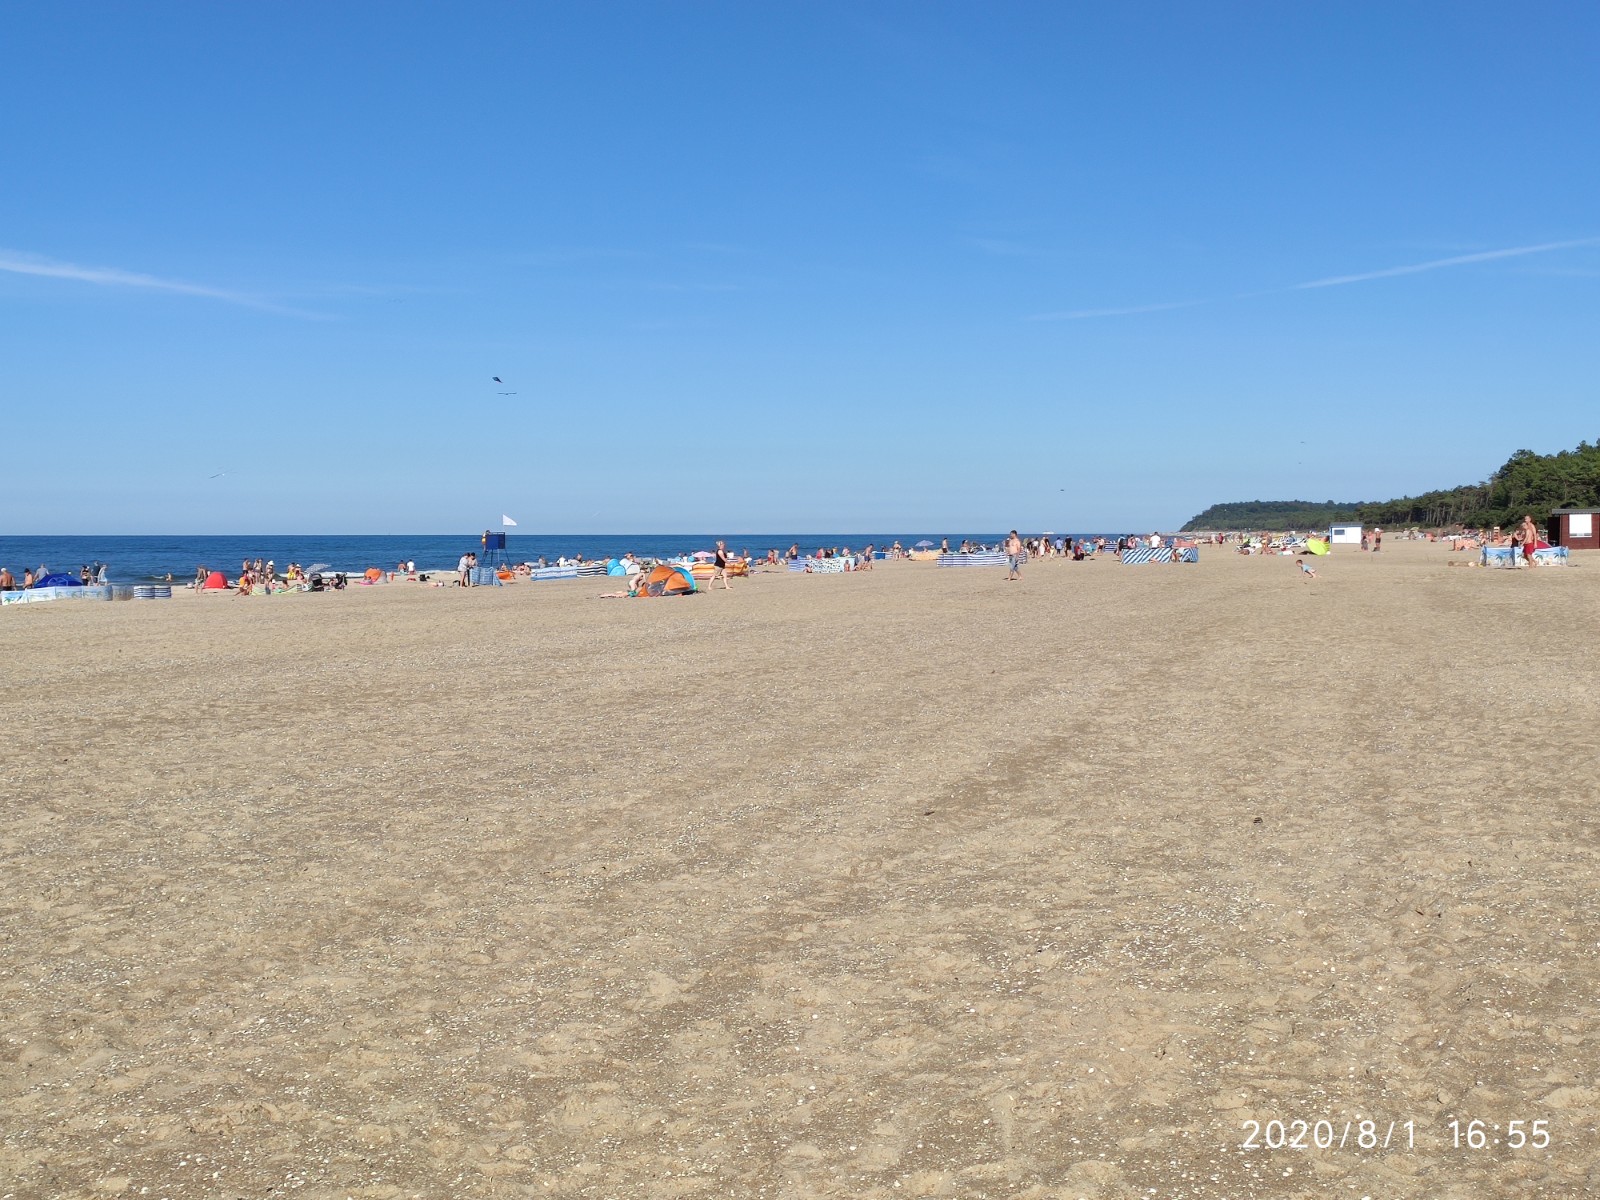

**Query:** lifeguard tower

left=474, top=529, right=507, bottom=586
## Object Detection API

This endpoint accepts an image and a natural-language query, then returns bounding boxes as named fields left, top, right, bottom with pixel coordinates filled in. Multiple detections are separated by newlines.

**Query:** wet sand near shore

left=4, top=541, right=1598, bottom=1199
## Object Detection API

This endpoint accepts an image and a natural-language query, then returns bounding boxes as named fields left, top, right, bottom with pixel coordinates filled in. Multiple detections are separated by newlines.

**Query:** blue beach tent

left=33, top=573, right=85, bottom=588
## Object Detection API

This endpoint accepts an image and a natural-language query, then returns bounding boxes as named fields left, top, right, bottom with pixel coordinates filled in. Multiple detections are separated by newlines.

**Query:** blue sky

left=4, top=2, right=1597, bottom=533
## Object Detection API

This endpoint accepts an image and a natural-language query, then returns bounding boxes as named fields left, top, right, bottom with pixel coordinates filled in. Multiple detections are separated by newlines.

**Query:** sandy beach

left=3, top=540, right=1598, bottom=1199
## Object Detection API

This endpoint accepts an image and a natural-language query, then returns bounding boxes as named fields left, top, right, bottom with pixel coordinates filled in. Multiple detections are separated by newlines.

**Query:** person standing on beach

left=712, top=540, right=733, bottom=590
left=457, top=552, right=472, bottom=587
left=1519, top=514, right=1540, bottom=566
left=1005, top=530, right=1024, bottom=581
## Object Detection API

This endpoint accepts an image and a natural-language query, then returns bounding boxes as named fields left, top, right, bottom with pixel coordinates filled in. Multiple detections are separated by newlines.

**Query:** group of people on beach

left=1, top=565, right=39, bottom=590
left=1441, top=514, right=1550, bottom=564
left=227, top=558, right=279, bottom=590
left=184, top=559, right=352, bottom=595
left=0, top=562, right=107, bottom=590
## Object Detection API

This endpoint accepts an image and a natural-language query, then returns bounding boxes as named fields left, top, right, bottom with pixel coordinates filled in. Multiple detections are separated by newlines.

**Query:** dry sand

left=3, top=541, right=1598, bottom=1199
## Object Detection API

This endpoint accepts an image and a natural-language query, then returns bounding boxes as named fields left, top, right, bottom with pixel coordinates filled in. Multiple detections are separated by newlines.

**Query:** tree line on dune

left=1182, top=440, right=1600, bottom=531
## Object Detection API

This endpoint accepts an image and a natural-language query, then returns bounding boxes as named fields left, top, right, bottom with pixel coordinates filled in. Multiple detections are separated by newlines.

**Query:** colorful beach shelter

left=641, top=563, right=697, bottom=596
left=1306, top=537, right=1330, bottom=556
left=202, top=571, right=229, bottom=590
left=33, top=573, right=84, bottom=588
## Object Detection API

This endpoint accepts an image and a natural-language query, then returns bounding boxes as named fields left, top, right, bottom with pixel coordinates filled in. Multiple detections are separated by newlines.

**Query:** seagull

left=209, top=472, right=226, bottom=479
left=497, top=391, right=517, bottom=395
left=493, top=376, right=503, bottom=383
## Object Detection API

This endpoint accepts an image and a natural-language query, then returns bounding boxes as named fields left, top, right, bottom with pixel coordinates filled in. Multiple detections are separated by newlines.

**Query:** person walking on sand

left=1005, top=530, right=1024, bottom=581
left=711, top=540, right=734, bottom=590
left=1519, top=514, right=1540, bottom=567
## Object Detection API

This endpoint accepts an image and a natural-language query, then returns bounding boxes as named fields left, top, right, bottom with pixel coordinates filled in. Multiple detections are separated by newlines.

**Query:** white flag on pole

left=502, top=514, right=518, bottom=527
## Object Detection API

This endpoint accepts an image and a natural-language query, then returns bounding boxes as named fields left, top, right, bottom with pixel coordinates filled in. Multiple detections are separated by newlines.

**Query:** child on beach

left=1299, top=560, right=1318, bottom=580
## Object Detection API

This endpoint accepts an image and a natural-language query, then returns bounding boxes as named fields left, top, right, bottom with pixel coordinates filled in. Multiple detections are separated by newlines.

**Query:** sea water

left=0, top=533, right=1138, bottom=584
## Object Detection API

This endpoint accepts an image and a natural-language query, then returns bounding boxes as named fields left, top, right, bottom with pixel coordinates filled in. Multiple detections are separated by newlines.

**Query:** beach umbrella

left=914, top=540, right=935, bottom=548
left=305, top=562, right=334, bottom=574
left=692, top=550, right=715, bottom=560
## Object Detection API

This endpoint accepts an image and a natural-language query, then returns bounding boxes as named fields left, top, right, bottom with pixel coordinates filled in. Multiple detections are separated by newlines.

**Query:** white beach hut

left=1329, top=523, right=1363, bottom=545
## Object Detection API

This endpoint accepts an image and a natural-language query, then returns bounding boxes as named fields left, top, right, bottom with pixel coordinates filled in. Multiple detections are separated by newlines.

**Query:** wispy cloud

left=0, top=249, right=326, bottom=318
left=1292, top=238, right=1599, bottom=290
left=1031, top=236, right=1599, bottom=321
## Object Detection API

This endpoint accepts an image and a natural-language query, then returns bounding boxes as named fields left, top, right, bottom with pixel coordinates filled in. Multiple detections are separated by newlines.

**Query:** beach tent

left=1305, top=537, right=1330, bottom=556
left=202, top=571, right=229, bottom=590
left=606, top=559, right=628, bottom=576
left=640, top=563, right=696, bottom=596
left=33, top=573, right=84, bottom=588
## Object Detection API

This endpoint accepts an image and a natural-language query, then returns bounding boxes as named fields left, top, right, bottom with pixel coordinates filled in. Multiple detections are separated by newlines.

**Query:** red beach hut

left=1548, top=509, right=1600, bottom=550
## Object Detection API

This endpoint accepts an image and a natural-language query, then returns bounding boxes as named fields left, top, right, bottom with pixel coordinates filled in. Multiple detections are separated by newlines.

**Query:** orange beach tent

left=202, top=571, right=229, bottom=590
left=640, top=564, right=697, bottom=596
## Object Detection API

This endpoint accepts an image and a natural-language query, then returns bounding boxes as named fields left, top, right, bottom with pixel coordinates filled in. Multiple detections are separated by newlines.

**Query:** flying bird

left=497, top=391, right=517, bottom=395
left=493, top=376, right=503, bottom=383
left=209, top=472, right=226, bottom=479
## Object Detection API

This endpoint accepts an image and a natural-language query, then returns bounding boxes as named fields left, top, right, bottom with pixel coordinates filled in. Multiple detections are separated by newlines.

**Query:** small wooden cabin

left=1549, top=509, right=1600, bottom=550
